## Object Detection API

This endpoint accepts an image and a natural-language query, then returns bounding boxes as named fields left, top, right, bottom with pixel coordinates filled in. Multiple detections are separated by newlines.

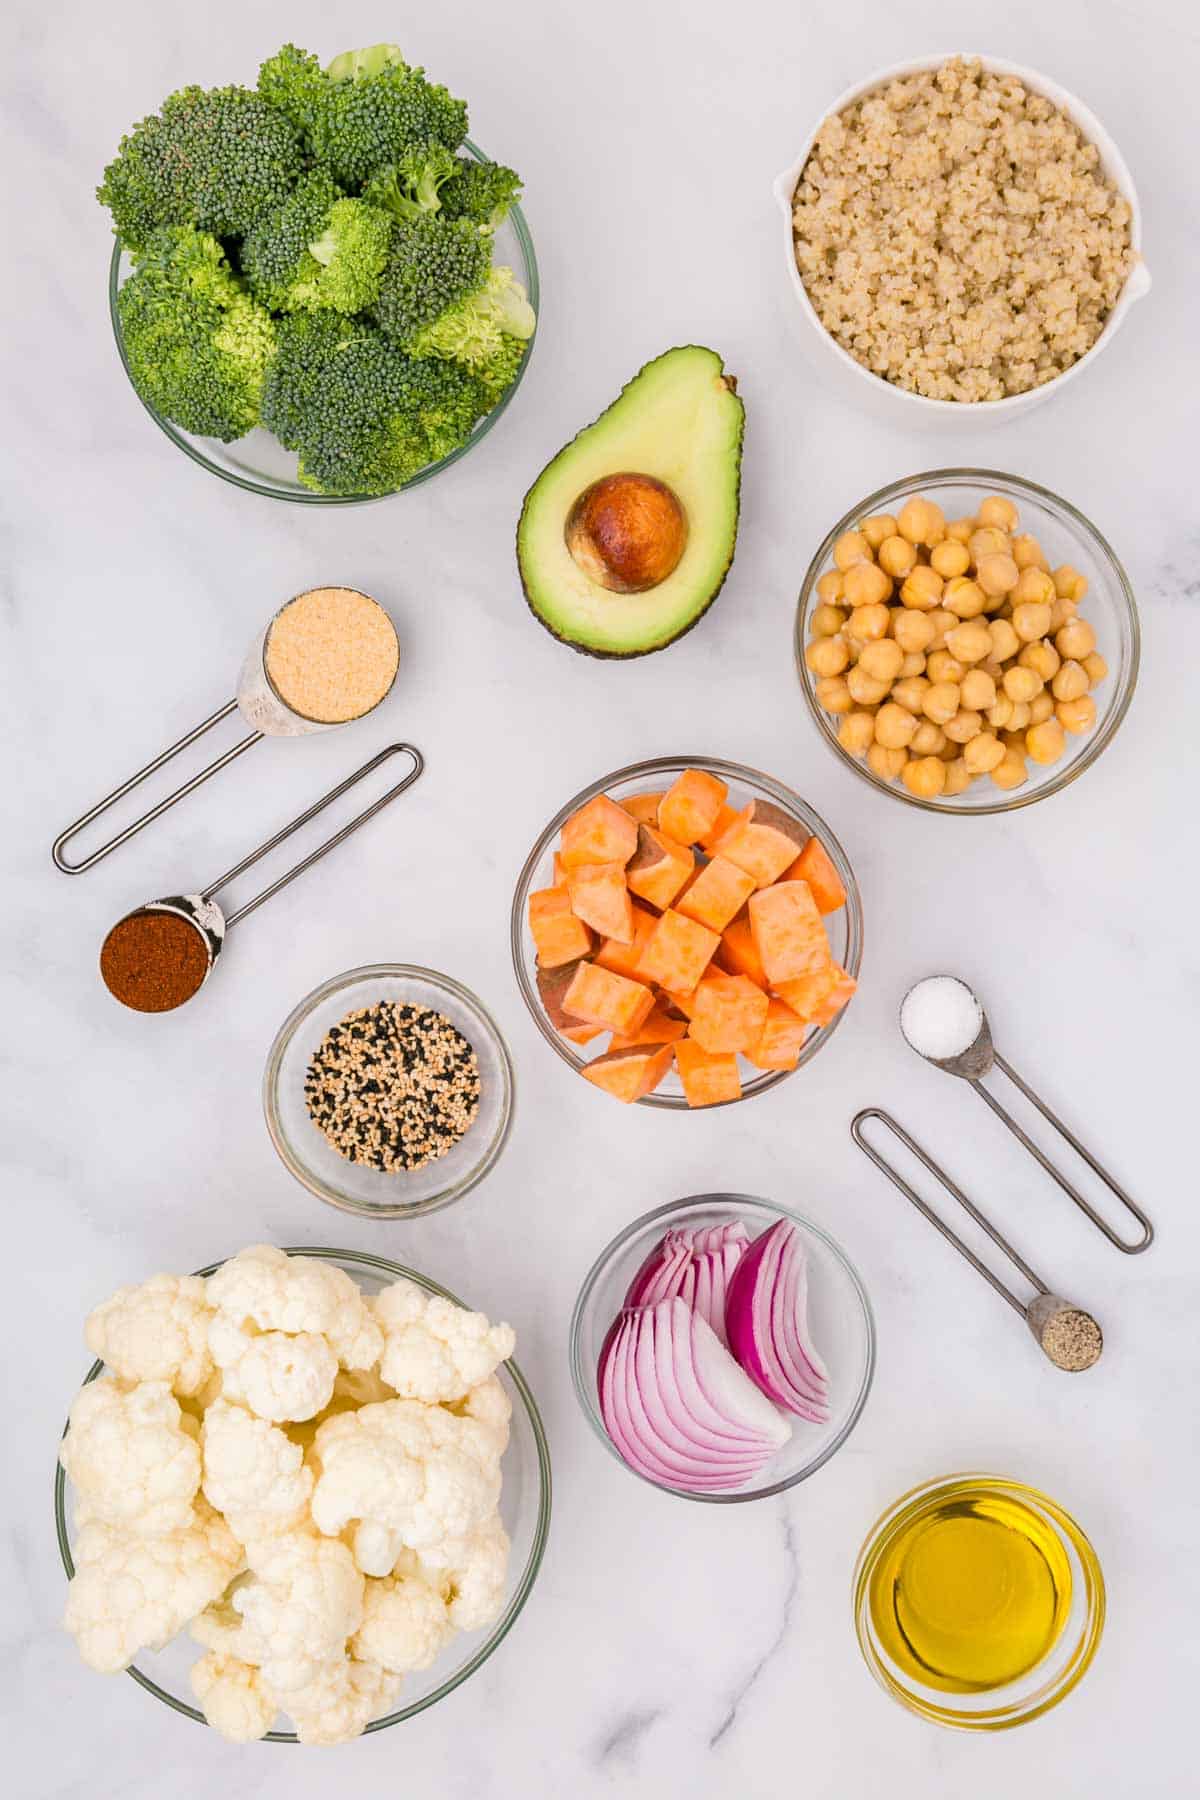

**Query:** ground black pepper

left=305, top=1001, right=481, bottom=1172
left=100, top=909, right=211, bottom=1012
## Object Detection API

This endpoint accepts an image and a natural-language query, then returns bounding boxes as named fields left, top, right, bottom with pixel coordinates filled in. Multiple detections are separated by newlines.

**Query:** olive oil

left=868, top=1480, right=1072, bottom=1694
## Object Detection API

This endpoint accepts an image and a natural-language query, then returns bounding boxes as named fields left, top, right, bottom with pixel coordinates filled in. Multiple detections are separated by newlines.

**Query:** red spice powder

left=100, top=909, right=211, bottom=1013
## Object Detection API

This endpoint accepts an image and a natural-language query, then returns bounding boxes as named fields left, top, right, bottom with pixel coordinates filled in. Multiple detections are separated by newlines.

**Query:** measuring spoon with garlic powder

left=899, top=974, right=1153, bottom=1254
left=851, top=1109, right=1103, bottom=1372
left=99, top=743, right=423, bottom=1014
left=53, top=587, right=400, bottom=873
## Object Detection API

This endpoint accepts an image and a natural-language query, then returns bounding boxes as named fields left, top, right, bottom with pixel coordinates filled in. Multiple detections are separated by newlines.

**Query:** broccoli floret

left=261, top=311, right=368, bottom=449
left=116, top=227, right=276, bottom=440
left=373, top=215, right=492, bottom=347
left=363, top=142, right=459, bottom=223
left=98, top=86, right=304, bottom=251
left=242, top=171, right=393, bottom=314
left=406, top=263, right=535, bottom=385
left=439, top=159, right=522, bottom=233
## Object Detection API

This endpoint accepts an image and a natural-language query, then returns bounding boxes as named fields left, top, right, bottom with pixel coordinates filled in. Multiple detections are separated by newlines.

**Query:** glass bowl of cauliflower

left=54, top=1245, right=551, bottom=1745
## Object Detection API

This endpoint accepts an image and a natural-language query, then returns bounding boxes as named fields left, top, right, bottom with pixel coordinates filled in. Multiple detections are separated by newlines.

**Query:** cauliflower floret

left=85, top=1272, right=215, bottom=1397
left=351, top=1561, right=454, bottom=1674
left=278, top=1653, right=403, bottom=1746
left=190, top=1651, right=276, bottom=1742
left=60, top=1378, right=201, bottom=1536
left=65, top=1500, right=243, bottom=1673
left=208, top=1246, right=382, bottom=1370
left=425, top=1513, right=510, bottom=1631
left=373, top=1279, right=514, bottom=1403
left=309, top=1399, right=501, bottom=1574
left=442, top=1374, right=512, bottom=1459
left=201, top=1399, right=314, bottom=1543
left=232, top=1531, right=363, bottom=1694
left=209, top=1315, right=337, bottom=1424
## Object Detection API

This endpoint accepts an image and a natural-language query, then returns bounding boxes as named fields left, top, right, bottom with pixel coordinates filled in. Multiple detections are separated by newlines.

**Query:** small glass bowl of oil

left=853, top=1474, right=1105, bottom=1730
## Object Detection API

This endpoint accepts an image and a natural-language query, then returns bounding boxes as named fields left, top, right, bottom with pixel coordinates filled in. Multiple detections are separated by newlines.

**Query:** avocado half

left=516, top=346, right=745, bottom=657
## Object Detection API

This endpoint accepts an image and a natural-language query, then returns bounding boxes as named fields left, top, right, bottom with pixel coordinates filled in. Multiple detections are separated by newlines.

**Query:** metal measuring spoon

left=899, top=975, right=1153, bottom=1254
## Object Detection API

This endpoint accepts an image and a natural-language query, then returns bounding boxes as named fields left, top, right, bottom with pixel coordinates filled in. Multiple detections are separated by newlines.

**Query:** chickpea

left=838, top=711, right=876, bottom=756
left=867, top=742, right=909, bottom=780
left=847, top=665, right=892, bottom=706
left=1055, top=618, right=1096, bottom=661
left=931, top=539, right=971, bottom=579
left=1011, top=601, right=1052, bottom=644
left=816, top=569, right=845, bottom=604
left=990, top=748, right=1029, bottom=791
left=843, top=561, right=893, bottom=608
left=806, top=635, right=850, bottom=677
left=1050, top=660, right=1088, bottom=703
left=978, top=495, right=1019, bottom=532
left=988, top=619, right=1020, bottom=662
left=1012, top=567, right=1055, bottom=609
left=1081, top=651, right=1107, bottom=687
left=899, top=651, right=927, bottom=678
left=1048, top=595, right=1078, bottom=633
left=911, top=721, right=947, bottom=756
left=861, top=514, right=898, bottom=550
left=960, top=669, right=997, bottom=711
left=943, top=576, right=988, bottom=620
left=847, top=602, right=891, bottom=643
left=874, top=702, right=919, bottom=749
left=977, top=553, right=1021, bottom=598
left=1018, top=639, right=1060, bottom=681
left=1011, top=533, right=1049, bottom=571
left=892, top=608, right=935, bottom=654
left=815, top=674, right=853, bottom=715
left=1029, top=691, right=1055, bottom=725
left=963, top=732, right=1005, bottom=774
left=1057, top=694, right=1097, bottom=735
left=927, top=650, right=966, bottom=685
left=922, top=681, right=961, bottom=725
left=1026, top=719, right=1066, bottom=765
left=943, top=757, right=972, bottom=796
left=810, top=603, right=846, bottom=638
left=902, top=755, right=947, bottom=798
left=892, top=676, right=931, bottom=714
left=858, top=638, right=904, bottom=684
left=944, top=709, right=983, bottom=745
left=1053, top=564, right=1088, bottom=601
left=1002, top=665, right=1042, bottom=704
left=926, top=609, right=957, bottom=650
left=897, top=497, right=946, bottom=547
left=987, top=693, right=1014, bottom=729
left=946, top=516, right=975, bottom=544
left=1007, top=700, right=1032, bottom=732
left=834, top=530, right=872, bottom=571
left=945, top=620, right=992, bottom=664
left=900, top=565, right=944, bottom=611
left=878, top=535, right=918, bottom=579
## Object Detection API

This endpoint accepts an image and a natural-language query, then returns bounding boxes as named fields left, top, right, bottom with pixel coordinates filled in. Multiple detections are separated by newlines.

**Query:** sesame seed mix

left=305, top=1001, right=481, bottom=1173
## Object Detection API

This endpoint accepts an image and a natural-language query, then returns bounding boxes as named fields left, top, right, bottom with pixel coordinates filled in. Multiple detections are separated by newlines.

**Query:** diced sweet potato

left=636, top=908, right=720, bottom=993
left=564, top=962, right=655, bottom=1035
left=626, top=825, right=694, bottom=910
left=809, top=964, right=858, bottom=1027
left=688, top=973, right=770, bottom=1055
left=560, top=794, right=639, bottom=870
left=657, top=769, right=729, bottom=845
left=784, top=837, right=847, bottom=914
left=621, top=791, right=665, bottom=826
left=529, top=885, right=593, bottom=968
left=552, top=851, right=567, bottom=885
left=566, top=861, right=634, bottom=943
left=593, top=903, right=658, bottom=979
left=610, top=1005, right=688, bottom=1050
left=675, top=1038, right=742, bottom=1108
left=716, top=917, right=768, bottom=988
left=583, top=1042, right=675, bottom=1103
left=748, top=880, right=831, bottom=985
left=699, top=801, right=739, bottom=856
left=676, top=854, right=756, bottom=934
left=774, top=963, right=842, bottom=1021
left=536, top=963, right=605, bottom=1044
left=747, top=997, right=808, bottom=1070
left=715, top=800, right=810, bottom=888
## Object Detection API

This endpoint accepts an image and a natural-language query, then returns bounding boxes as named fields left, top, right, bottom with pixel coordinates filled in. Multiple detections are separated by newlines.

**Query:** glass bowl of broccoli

left=103, top=46, right=539, bottom=504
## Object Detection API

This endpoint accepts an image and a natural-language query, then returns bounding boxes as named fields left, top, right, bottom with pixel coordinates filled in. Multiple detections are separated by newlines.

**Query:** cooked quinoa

left=791, top=59, right=1135, bottom=402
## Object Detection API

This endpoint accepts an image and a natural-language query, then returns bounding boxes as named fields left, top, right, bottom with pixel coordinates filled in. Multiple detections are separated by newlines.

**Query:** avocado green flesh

left=517, top=346, right=744, bottom=656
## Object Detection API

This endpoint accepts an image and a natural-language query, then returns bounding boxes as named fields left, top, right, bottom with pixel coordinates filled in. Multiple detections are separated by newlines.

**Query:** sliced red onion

left=621, top=1223, right=748, bottom=1345
left=724, top=1220, right=829, bottom=1422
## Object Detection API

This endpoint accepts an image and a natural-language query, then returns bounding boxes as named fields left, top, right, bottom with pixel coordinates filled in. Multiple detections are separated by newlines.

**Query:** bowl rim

left=509, top=755, right=864, bottom=1107
left=262, top=963, right=516, bottom=1217
left=108, top=138, right=539, bottom=503
left=54, top=1245, right=553, bottom=1741
left=772, top=52, right=1151, bottom=414
left=569, top=1192, right=876, bottom=1502
left=851, top=1470, right=1106, bottom=1729
left=794, top=468, right=1141, bottom=815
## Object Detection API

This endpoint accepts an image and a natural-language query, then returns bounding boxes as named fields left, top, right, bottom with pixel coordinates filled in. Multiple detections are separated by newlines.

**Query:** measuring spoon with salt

left=53, top=586, right=400, bottom=874
left=898, top=975, right=1153, bottom=1254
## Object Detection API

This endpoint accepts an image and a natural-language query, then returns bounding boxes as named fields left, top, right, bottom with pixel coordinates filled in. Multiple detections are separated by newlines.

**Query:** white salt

left=900, top=976, right=983, bottom=1060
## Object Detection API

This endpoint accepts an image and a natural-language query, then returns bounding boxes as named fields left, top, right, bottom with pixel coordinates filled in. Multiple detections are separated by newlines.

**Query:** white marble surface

left=4, top=0, right=1199, bottom=1793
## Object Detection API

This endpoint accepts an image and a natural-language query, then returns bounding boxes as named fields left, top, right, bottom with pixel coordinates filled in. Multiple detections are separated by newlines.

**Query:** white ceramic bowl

left=773, top=54, right=1150, bottom=426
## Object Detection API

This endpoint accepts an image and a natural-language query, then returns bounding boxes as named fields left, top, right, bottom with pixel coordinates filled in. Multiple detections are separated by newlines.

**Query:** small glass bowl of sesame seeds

left=264, top=964, right=515, bottom=1218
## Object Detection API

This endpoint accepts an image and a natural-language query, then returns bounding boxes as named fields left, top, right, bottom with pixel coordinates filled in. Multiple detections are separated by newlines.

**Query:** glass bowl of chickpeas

left=795, top=471, right=1139, bottom=814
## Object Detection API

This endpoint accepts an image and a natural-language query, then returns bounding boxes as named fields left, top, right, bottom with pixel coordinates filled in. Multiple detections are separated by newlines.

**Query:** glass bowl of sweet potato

left=510, top=757, right=863, bottom=1108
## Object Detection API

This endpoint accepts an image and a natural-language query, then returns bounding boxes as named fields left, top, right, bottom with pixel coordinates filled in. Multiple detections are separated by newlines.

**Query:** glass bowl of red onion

left=569, top=1194, right=875, bottom=1503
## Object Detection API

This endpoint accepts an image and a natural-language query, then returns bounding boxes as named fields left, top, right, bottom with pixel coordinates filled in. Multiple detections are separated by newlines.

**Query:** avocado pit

left=564, top=473, right=688, bottom=595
